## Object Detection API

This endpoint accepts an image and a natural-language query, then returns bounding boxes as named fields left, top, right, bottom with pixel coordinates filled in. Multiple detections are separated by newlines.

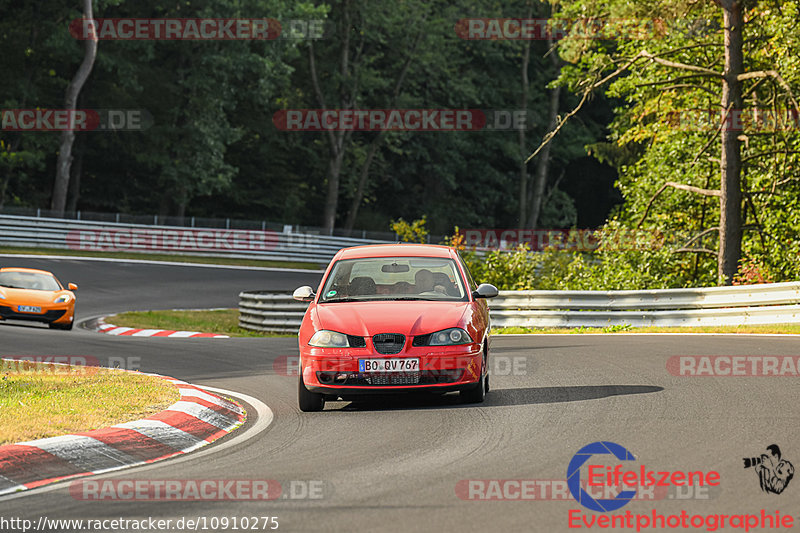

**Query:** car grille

left=365, top=372, right=420, bottom=385
left=412, top=334, right=431, bottom=346
left=316, top=370, right=463, bottom=387
left=372, top=333, right=405, bottom=354
left=0, top=306, right=65, bottom=322
left=347, top=335, right=367, bottom=348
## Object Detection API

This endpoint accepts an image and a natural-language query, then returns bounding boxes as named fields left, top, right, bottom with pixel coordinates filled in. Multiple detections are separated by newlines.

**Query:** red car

left=293, top=244, right=498, bottom=411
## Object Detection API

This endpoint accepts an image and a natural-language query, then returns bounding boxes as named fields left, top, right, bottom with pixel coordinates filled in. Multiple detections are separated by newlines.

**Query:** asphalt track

left=1, top=257, right=799, bottom=532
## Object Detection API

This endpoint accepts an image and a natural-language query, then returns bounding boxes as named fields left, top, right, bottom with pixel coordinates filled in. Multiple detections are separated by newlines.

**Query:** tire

left=298, top=376, right=325, bottom=412
left=460, top=364, right=487, bottom=404
left=49, top=321, right=73, bottom=331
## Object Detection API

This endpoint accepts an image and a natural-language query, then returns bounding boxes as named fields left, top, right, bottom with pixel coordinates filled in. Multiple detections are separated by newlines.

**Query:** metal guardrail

left=0, top=214, right=392, bottom=264
left=239, top=282, right=800, bottom=333
left=0, top=206, right=407, bottom=241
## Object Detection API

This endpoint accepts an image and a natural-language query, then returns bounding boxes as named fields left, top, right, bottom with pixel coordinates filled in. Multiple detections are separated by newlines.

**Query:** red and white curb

left=95, top=318, right=229, bottom=339
left=0, top=374, right=245, bottom=496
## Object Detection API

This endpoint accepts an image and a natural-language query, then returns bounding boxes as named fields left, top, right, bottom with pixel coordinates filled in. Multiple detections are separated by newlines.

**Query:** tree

left=529, top=0, right=800, bottom=285
left=51, top=0, right=97, bottom=215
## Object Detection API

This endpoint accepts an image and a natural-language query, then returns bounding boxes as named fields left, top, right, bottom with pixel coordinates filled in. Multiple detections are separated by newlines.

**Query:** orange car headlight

left=54, top=295, right=72, bottom=303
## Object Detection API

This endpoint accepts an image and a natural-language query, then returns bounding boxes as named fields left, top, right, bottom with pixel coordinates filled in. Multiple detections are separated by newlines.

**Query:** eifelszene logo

left=567, top=441, right=638, bottom=512
left=743, top=444, right=794, bottom=495
left=567, top=441, right=721, bottom=513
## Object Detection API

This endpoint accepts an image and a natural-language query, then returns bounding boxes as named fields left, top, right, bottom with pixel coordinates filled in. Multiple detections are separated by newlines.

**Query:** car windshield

left=320, top=257, right=468, bottom=302
left=0, top=271, right=62, bottom=291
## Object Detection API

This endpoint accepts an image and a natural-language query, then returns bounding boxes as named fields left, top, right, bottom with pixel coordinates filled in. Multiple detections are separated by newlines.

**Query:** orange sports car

left=0, top=267, right=78, bottom=330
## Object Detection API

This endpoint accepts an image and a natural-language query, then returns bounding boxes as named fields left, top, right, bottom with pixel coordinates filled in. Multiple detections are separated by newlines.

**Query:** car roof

left=0, top=267, right=55, bottom=276
left=335, top=243, right=455, bottom=260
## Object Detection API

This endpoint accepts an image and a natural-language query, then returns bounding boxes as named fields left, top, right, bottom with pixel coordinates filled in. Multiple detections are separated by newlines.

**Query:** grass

left=110, top=308, right=291, bottom=337
left=0, top=360, right=180, bottom=445
left=492, top=324, right=800, bottom=335
left=111, top=309, right=800, bottom=338
left=0, top=246, right=322, bottom=270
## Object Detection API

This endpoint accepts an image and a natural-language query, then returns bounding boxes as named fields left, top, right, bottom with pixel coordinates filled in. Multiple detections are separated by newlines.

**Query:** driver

left=414, top=269, right=434, bottom=293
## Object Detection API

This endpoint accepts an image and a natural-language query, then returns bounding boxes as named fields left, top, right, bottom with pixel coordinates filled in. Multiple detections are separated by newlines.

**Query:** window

left=0, top=271, right=62, bottom=291
left=320, top=257, right=468, bottom=302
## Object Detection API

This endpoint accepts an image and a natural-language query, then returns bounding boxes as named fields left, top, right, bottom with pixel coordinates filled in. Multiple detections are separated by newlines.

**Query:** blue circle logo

left=567, top=441, right=637, bottom=512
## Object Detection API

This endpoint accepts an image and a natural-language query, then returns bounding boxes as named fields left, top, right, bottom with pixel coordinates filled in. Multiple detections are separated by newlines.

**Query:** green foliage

left=391, top=216, right=428, bottom=244
left=540, top=0, right=800, bottom=287
left=0, top=0, right=614, bottom=235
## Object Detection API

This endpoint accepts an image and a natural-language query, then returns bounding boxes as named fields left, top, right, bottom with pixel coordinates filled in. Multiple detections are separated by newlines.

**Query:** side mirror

left=293, top=286, right=316, bottom=302
left=472, top=283, right=498, bottom=299
left=68, top=283, right=78, bottom=291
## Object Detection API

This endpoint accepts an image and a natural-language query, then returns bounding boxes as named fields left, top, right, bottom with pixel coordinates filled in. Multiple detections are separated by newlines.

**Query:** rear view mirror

left=381, top=263, right=410, bottom=273
left=68, top=283, right=78, bottom=291
left=472, top=283, right=498, bottom=299
left=293, top=286, right=316, bottom=302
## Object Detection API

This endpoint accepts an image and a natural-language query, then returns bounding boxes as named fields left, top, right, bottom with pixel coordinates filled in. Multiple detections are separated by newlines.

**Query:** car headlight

left=421, top=328, right=473, bottom=346
left=309, top=330, right=350, bottom=348
left=0, top=293, right=5, bottom=300
left=54, top=295, right=71, bottom=303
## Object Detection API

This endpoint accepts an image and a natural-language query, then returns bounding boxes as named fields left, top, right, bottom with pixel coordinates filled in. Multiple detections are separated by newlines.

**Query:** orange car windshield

left=0, top=272, right=61, bottom=291
left=320, top=257, right=468, bottom=302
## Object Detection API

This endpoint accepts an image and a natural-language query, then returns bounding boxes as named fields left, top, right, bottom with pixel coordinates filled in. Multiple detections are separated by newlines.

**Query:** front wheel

left=49, top=321, right=73, bottom=331
left=298, top=376, right=325, bottom=412
left=460, top=367, right=487, bottom=404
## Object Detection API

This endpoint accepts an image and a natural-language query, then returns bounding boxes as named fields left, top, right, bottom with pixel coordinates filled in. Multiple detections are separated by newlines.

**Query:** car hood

left=0, top=287, right=67, bottom=305
left=313, top=300, right=468, bottom=337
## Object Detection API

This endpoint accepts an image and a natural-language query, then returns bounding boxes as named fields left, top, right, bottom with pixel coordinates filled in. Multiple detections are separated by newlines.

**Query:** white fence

left=0, top=214, right=392, bottom=264
left=239, top=282, right=800, bottom=333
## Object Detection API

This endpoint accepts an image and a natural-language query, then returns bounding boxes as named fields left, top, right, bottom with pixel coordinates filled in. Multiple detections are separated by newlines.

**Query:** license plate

left=18, top=305, right=42, bottom=313
left=359, top=358, right=419, bottom=373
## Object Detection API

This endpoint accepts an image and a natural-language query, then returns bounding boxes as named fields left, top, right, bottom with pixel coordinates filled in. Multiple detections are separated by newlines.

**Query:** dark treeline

left=0, top=0, right=618, bottom=236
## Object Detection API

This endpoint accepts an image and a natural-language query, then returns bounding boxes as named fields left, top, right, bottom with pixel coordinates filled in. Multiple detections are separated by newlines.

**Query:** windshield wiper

left=322, top=298, right=367, bottom=303
left=386, top=296, right=441, bottom=301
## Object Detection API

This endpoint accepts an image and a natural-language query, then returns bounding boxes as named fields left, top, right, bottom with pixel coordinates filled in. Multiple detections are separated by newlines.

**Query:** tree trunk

left=51, top=0, right=97, bottom=216
left=0, top=136, right=22, bottom=209
left=66, top=137, right=85, bottom=213
left=342, top=13, right=425, bottom=232
left=343, top=132, right=384, bottom=231
left=718, top=0, right=744, bottom=284
left=518, top=1, right=533, bottom=227
left=322, top=143, right=346, bottom=232
left=527, top=82, right=561, bottom=229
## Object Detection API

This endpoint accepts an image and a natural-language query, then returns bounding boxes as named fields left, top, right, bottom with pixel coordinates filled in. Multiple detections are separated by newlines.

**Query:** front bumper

left=0, top=305, right=71, bottom=324
left=301, top=345, right=484, bottom=395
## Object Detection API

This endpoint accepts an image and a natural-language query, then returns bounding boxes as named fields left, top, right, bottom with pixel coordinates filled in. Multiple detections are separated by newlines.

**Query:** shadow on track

left=329, top=385, right=663, bottom=412
left=486, top=385, right=663, bottom=406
